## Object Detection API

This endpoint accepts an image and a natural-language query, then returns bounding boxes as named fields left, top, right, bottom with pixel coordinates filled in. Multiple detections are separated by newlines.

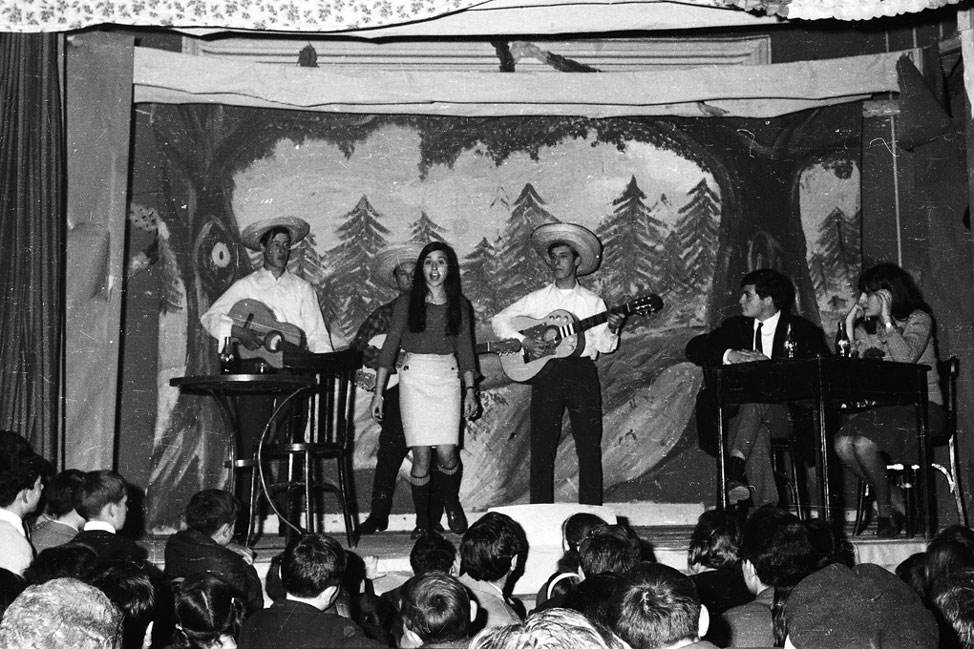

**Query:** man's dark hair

left=400, top=571, right=471, bottom=644
left=740, top=508, right=816, bottom=588
left=608, top=563, right=701, bottom=649
left=0, top=453, right=45, bottom=507
left=932, top=568, right=974, bottom=649
left=578, top=524, right=641, bottom=577
left=547, top=242, right=579, bottom=259
left=259, top=226, right=291, bottom=248
left=281, top=533, right=346, bottom=598
left=185, top=489, right=239, bottom=536
left=410, top=531, right=457, bottom=575
left=562, top=571, right=627, bottom=628
left=460, top=512, right=527, bottom=583
left=26, top=543, right=99, bottom=585
left=77, top=470, right=127, bottom=520
left=741, top=268, right=795, bottom=313
left=44, top=469, right=86, bottom=518
left=688, top=510, right=742, bottom=571
left=90, top=561, right=156, bottom=649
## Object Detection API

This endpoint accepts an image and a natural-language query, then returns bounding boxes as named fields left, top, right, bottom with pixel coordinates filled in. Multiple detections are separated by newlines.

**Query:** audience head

left=185, top=489, right=238, bottom=544
left=470, top=607, right=627, bottom=649
left=90, top=561, right=156, bottom=649
left=578, top=524, right=641, bottom=578
left=740, top=508, right=816, bottom=592
left=0, top=577, right=123, bottom=649
left=896, top=552, right=929, bottom=600
left=784, top=562, right=937, bottom=649
left=608, top=563, right=706, bottom=649
left=354, top=593, right=399, bottom=648
left=172, top=573, right=244, bottom=649
left=25, top=542, right=99, bottom=585
left=562, top=571, right=627, bottom=629
left=281, top=533, right=345, bottom=603
left=42, top=468, right=86, bottom=520
left=741, top=268, right=795, bottom=313
left=932, top=568, right=974, bottom=649
left=688, top=510, right=742, bottom=572
left=77, top=470, right=128, bottom=529
left=0, top=452, right=45, bottom=514
left=563, top=513, right=608, bottom=554
left=460, top=512, right=527, bottom=584
left=803, top=519, right=854, bottom=569
left=925, top=524, right=974, bottom=599
left=399, top=571, right=473, bottom=647
left=0, top=568, right=24, bottom=620
left=409, top=531, right=457, bottom=575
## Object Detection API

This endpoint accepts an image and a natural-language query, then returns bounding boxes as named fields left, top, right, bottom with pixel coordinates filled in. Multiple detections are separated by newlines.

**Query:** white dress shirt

left=201, top=268, right=333, bottom=353
left=0, top=508, right=32, bottom=576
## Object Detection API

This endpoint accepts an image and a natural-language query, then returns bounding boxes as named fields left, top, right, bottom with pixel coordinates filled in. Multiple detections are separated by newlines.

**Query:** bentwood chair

left=257, top=349, right=361, bottom=547
left=854, top=356, right=967, bottom=535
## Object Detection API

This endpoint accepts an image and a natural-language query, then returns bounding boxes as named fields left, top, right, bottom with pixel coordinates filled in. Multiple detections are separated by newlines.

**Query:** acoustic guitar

left=498, top=293, right=664, bottom=383
left=226, top=299, right=308, bottom=368
left=355, top=334, right=522, bottom=392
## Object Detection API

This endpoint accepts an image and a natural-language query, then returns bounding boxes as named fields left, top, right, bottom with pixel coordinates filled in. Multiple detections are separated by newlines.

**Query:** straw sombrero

left=530, top=223, right=603, bottom=276
left=240, top=217, right=311, bottom=251
left=371, top=243, right=423, bottom=290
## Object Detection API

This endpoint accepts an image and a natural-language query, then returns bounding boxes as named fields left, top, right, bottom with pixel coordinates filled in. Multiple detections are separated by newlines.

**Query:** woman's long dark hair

left=858, top=262, right=931, bottom=320
left=408, top=241, right=463, bottom=336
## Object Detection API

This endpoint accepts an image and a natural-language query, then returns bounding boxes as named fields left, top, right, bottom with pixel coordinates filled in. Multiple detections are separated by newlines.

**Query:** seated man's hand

left=234, top=327, right=263, bottom=351
left=226, top=541, right=256, bottom=565
left=725, top=349, right=769, bottom=364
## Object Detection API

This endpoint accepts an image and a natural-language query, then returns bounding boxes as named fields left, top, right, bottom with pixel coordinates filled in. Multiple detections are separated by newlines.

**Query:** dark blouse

left=377, top=294, right=476, bottom=373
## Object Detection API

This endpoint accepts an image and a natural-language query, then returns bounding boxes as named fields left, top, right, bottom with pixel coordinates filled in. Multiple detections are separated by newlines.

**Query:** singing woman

left=834, top=262, right=943, bottom=538
left=370, top=241, right=478, bottom=538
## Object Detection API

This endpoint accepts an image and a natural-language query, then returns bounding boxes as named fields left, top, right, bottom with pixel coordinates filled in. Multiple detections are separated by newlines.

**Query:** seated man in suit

left=73, top=469, right=148, bottom=565
left=686, top=268, right=830, bottom=507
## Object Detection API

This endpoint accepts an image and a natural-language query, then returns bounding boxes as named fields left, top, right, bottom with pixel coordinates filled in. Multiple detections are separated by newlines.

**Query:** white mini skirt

left=399, top=353, right=461, bottom=447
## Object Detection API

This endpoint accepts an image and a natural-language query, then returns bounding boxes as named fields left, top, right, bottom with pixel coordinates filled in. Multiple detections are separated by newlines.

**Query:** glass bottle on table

left=219, top=337, right=238, bottom=374
left=835, top=322, right=851, bottom=358
left=783, top=323, right=797, bottom=359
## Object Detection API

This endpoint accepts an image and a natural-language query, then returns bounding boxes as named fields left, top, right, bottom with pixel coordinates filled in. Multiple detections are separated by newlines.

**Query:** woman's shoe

left=876, top=512, right=904, bottom=538
left=358, top=516, right=389, bottom=535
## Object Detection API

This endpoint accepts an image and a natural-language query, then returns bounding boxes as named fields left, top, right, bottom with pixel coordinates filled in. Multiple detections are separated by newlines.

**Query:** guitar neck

left=569, top=304, right=630, bottom=337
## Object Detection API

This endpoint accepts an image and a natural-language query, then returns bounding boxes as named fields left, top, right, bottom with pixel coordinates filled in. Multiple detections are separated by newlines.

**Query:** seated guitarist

left=491, top=223, right=625, bottom=506
left=200, top=216, right=333, bottom=537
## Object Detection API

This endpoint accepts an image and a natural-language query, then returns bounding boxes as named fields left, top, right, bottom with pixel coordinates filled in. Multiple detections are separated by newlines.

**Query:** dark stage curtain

left=0, top=34, right=65, bottom=462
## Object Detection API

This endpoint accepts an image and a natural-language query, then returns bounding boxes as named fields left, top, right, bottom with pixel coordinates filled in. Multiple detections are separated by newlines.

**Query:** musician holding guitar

left=491, top=223, right=625, bottom=506
left=200, top=216, right=333, bottom=536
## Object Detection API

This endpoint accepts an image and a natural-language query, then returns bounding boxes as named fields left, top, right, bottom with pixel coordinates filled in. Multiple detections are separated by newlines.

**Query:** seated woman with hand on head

left=834, top=262, right=943, bottom=538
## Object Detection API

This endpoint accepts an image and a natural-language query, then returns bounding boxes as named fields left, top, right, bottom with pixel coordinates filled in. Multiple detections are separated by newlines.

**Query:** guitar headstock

left=627, top=294, right=664, bottom=317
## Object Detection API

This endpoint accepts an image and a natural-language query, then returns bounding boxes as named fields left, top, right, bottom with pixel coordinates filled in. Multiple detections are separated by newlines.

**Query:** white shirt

left=201, top=268, right=333, bottom=353
left=491, top=282, right=619, bottom=361
left=82, top=520, right=116, bottom=533
left=0, top=508, right=32, bottom=576
left=721, top=310, right=781, bottom=364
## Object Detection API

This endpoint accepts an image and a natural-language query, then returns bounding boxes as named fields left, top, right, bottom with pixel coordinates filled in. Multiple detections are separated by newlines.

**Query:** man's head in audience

left=410, top=531, right=457, bottom=576
left=281, top=533, right=345, bottom=611
left=688, top=510, right=741, bottom=573
left=43, top=468, right=86, bottom=528
left=740, top=508, right=816, bottom=595
left=608, top=563, right=709, bottom=649
left=90, top=560, right=156, bottom=649
left=77, top=470, right=128, bottom=531
left=0, top=452, right=45, bottom=519
left=460, top=512, right=527, bottom=587
left=399, top=571, right=475, bottom=648
left=932, top=567, right=974, bottom=649
left=185, top=489, right=239, bottom=547
left=0, top=577, right=123, bottom=649
left=25, top=543, right=99, bottom=585
left=578, top=523, right=641, bottom=579
left=784, top=562, right=938, bottom=649
left=470, top=607, right=628, bottom=649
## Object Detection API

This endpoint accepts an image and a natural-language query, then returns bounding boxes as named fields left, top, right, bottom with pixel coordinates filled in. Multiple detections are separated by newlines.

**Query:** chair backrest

left=938, top=355, right=959, bottom=439
left=297, top=349, right=360, bottom=449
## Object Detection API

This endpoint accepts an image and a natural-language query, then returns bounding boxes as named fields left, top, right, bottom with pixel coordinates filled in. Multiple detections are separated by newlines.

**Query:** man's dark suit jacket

left=164, top=528, right=264, bottom=614
left=685, top=313, right=830, bottom=454
left=238, top=599, right=385, bottom=649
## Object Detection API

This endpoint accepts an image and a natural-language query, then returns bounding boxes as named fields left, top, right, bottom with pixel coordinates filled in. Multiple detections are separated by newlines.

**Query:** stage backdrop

left=130, top=105, right=861, bottom=531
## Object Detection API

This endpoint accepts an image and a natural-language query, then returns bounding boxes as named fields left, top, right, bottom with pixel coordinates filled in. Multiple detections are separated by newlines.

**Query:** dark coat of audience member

left=165, top=528, right=263, bottom=615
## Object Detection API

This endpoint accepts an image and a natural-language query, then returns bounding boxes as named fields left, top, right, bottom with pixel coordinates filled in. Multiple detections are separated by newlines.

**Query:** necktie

left=754, top=322, right=763, bottom=354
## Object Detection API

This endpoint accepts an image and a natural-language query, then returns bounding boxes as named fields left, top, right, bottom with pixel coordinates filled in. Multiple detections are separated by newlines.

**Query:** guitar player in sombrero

left=200, top=216, right=333, bottom=537
left=491, top=223, right=627, bottom=506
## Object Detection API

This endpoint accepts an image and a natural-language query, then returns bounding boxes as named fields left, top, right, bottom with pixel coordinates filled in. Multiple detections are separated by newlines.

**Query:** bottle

left=835, top=323, right=851, bottom=358
left=783, top=324, right=797, bottom=359
left=219, top=337, right=237, bottom=374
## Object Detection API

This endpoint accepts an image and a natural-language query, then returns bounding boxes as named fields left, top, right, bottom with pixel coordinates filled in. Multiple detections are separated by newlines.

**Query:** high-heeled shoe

left=358, top=516, right=389, bottom=535
left=876, top=511, right=904, bottom=538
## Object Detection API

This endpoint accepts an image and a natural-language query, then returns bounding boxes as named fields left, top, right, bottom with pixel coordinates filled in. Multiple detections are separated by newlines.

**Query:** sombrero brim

left=240, top=217, right=311, bottom=251
left=530, top=223, right=603, bottom=276
left=371, top=243, right=424, bottom=289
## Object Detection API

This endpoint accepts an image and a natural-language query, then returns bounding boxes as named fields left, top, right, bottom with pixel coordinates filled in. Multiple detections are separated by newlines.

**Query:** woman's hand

left=370, top=394, right=384, bottom=423
left=463, top=387, right=480, bottom=420
left=846, top=296, right=864, bottom=330
left=877, top=288, right=893, bottom=326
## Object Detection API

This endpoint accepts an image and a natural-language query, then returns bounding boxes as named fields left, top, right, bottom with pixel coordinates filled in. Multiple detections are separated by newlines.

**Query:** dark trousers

left=530, top=357, right=603, bottom=505
left=369, top=386, right=408, bottom=516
